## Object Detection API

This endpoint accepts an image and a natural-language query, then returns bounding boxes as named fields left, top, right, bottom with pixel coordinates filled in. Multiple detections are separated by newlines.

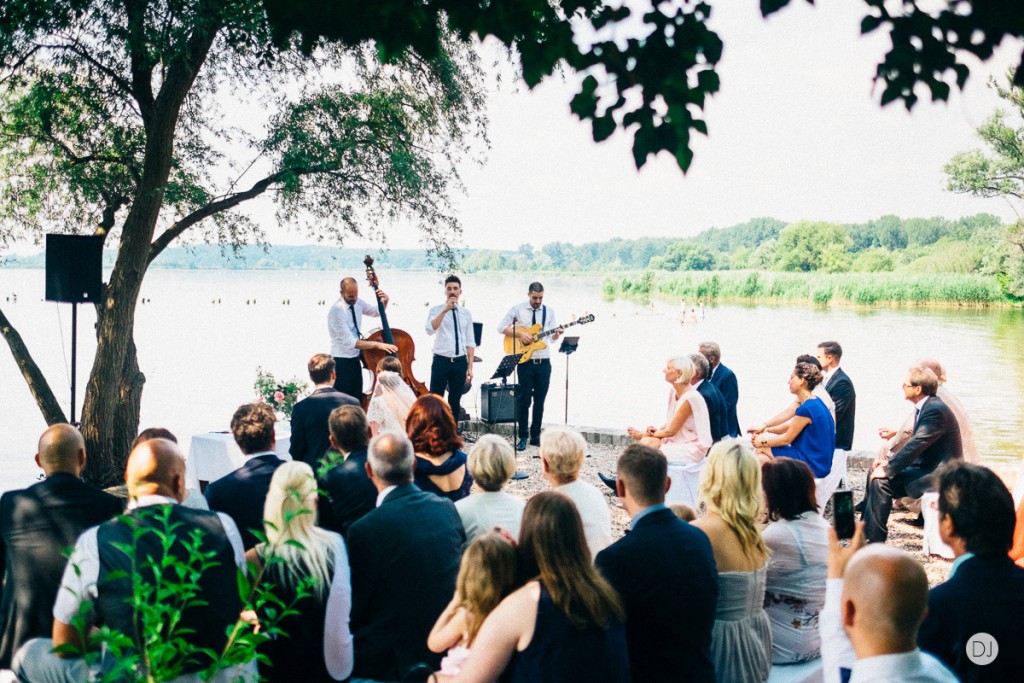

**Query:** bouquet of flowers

left=254, top=368, right=308, bottom=419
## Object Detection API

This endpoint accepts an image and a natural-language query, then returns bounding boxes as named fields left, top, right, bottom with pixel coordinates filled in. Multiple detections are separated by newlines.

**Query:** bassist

left=328, top=277, right=398, bottom=400
left=498, top=282, right=562, bottom=451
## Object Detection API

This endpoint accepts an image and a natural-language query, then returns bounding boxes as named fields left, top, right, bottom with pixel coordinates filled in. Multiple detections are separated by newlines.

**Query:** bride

left=366, top=356, right=417, bottom=435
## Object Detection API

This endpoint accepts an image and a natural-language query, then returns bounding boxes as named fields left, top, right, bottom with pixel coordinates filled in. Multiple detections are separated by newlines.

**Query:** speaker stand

left=70, top=302, right=79, bottom=425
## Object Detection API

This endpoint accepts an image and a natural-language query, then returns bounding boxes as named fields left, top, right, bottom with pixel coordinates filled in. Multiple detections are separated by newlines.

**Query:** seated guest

left=434, top=491, right=629, bottom=683
left=290, top=353, right=359, bottom=468
left=0, top=425, right=122, bottom=670
left=596, top=444, right=718, bottom=683
left=917, top=463, right=1024, bottom=682
left=318, top=405, right=377, bottom=538
left=628, top=356, right=712, bottom=464
left=539, top=427, right=612, bottom=558
left=246, top=462, right=353, bottom=682
left=700, top=341, right=740, bottom=436
left=669, top=503, right=697, bottom=522
left=206, top=402, right=285, bottom=549
left=427, top=530, right=519, bottom=675
left=455, top=435, right=525, bottom=542
left=366, top=356, right=417, bottom=436
left=749, top=355, right=835, bottom=436
left=132, top=427, right=208, bottom=510
left=919, top=358, right=978, bottom=464
left=13, top=438, right=248, bottom=682
left=821, top=530, right=957, bottom=683
left=689, top=352, right=728, bottom=443
left=817, top=341, right=855, bottom=451
left=761, top=458, right=829, bottom=664
left=346, top=432, right=465, bottom=681
left=407, top=394, right=473, bottom=502
left=752, top=361, right=835, bottom=478
left=693, top=441, right=771, bottom=683
left=862, top=366, right=962, bottom=543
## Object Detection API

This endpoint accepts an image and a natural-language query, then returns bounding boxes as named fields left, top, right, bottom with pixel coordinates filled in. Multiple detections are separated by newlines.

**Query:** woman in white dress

left=628, top=356, right=712, bottom=506
left=366, top=356, right=417, bottom=436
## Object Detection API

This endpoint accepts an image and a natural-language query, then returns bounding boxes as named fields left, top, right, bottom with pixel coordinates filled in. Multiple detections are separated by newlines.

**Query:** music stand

left=491, top=353, right=528, bottom=479
left=559, top=336, right=580, bottom=424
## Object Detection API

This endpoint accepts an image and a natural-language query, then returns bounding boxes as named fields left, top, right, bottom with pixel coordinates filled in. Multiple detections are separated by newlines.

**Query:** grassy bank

left=604, top=270, right=1010, bottom=306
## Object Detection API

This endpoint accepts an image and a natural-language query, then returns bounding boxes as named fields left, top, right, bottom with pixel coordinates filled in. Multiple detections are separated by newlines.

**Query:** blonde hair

left=667, top=503, right=697, bottom=522
left=467, top=435, right=516, bottom=491
left=262, top=461, right=336, bottom=599
left=539, top=428, right=587, bottom=484
left=454, top=530, right=519, bottom=644
left=667, top=356, right=695, bottom=384
left=699, top=441, right=768, bottom=563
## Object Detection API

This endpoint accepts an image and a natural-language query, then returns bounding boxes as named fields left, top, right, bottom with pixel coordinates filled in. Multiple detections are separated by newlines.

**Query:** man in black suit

left=290, top=353, right=359, bottom=468
left=688, top=352, right=727, bottom=443
left=318, top=405, right=377, bottom=537
left=347, top=432, right=465, bottom=681
left=596, top=445, right=718, bottom=683
left=0, top=424, right=122, bottom=669
left=205, top=402, right=285, bottom=549
left=700, top=341, right=740, bottom=436
left=862, top=366, right=962, bottom=543
left=817, top=340, right=856, bottom=450
left=918, top=463, right=1024, bottom=682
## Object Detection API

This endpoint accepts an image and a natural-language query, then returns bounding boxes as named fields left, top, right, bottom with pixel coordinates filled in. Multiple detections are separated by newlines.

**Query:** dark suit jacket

left=696, top=380, right=728, bottom=443
left=318, top=448, right=377, bottom=538
left=347, top=483, right=465, bottom=681
left=918, top=555, right=1024, bottom=683
left=205, top=453, right=285, bottom=550
left=710, top=362, right=740, bottom=436
left=884, top=396, right=962, bottom=498
left=0, top=473, right=123, bottom=668
left=289, top=387, right=359, bottom=468
left=596, top=507, right=718, bottom=683
left=825, top=367, right=856, bottom=450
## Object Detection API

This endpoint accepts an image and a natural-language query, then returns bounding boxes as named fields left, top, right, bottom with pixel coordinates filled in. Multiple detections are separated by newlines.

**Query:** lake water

left=2, top=268, right=1023, bottom=492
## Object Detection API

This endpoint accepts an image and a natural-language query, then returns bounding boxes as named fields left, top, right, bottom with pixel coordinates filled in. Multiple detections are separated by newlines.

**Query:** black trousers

left=862, top=475, right=908, bottom=543
left=430, top=355, right=468, bottom=422
left=333, top=356, right=363, bottom=400
left=517, top=359, right=551, bottom=442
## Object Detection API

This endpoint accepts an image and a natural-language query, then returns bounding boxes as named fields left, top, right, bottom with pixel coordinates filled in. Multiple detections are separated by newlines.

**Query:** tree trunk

left=0, top=306, right=68, bottom=425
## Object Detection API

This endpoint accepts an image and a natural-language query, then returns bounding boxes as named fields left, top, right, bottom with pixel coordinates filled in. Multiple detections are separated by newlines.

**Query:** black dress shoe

left=903, top=513, right=925, bottom=528
left=598, top=472, right=618, bottom=493
left=529, top=436, right=540, bottom=447
left=854, top=500, right=865, bottom=513
left=516, top=438, right=527, bottom=451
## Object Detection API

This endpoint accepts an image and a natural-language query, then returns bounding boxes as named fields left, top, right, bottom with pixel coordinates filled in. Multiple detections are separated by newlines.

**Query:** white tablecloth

left=185, top=424, right=291, bottom=490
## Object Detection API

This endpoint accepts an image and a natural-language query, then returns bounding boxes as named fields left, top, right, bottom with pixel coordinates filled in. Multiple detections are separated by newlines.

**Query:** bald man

left=13, top=439, right=247, bottom=682
left=820, top=525, right=957, bottom=683
left=0, top=424, right=121, bottom=669
left=328, top=276, right=397, bottom=399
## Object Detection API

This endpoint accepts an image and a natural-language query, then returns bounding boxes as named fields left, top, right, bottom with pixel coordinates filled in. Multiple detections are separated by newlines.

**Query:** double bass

left=360, top=255, right=429, bottom=405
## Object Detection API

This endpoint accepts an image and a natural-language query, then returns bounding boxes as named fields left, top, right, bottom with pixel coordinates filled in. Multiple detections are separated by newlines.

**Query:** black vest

left=96, top=505, right=240, bottom=673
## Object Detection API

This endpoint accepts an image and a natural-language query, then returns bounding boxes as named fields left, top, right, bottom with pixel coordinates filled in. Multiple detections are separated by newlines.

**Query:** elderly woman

left=455, top=435, right=526, bottom=542
left=366, top=356, right=417, bottom=436
left=407, top=394, right=473, bottom=502
left=539, top=427, right=612, bottom=558
left=761, top=458, right=829, bottom=664
left=694, top=441, right=772, bottom=683
left=752, top=362, right=835, bottom=478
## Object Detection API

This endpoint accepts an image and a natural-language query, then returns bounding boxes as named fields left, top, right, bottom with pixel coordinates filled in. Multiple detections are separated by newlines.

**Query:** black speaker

left=472, top=322, right=483, bottom=347
left=481, top=383, right=516, bottom=423
left=45, top=234, right=104, bottom=303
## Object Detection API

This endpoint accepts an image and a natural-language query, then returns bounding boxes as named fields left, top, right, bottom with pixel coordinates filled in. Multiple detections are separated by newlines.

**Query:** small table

left=185, top=424, right=292, bottom=492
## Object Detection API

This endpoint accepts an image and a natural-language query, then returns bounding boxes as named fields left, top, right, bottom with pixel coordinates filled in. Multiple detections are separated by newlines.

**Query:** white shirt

left=455, top=491, right=526, bottom=543
left=425, top=303, right=475, bottom=358
left=556, top=479, right=612, bottom=559
left=497, top=302, right=558, bottom=359
left=53, top=495, right=246, bottom=625
left=813, top=385, right=837, bottom=425
left=376, top=485, right=398, bottom=507
left=328, top=297, right=380, bottom=358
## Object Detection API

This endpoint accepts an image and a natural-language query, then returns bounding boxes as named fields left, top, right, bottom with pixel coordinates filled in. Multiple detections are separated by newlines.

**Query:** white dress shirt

left=328, top=297, right=380, bottom=358
left=497, top=303, right=558, bottom=359
left=425, top=303, right=475, bottom=358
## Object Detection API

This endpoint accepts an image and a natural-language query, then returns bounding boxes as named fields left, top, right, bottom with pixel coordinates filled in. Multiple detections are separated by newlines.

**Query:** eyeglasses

left=902, top=382, right=917, bottom=388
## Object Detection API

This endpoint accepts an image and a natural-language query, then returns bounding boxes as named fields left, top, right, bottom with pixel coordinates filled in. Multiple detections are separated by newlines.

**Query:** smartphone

left=832, top=489, right=855, bottom=540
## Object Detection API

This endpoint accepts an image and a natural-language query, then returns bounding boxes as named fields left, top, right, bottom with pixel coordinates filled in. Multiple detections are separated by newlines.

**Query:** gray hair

left=467, top=435, right=516, bottom=491
left=688, top=353, right=710, bottom=380
left=668, top=356, right=695, bottom=384
left=917, top=358, right=946, bottom=383
left=368, top=431, right=415, bottom=485
left=698, top=341, right=721, bottom=363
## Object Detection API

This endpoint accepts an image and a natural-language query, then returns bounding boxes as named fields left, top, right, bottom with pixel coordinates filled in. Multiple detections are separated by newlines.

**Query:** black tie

left=349, top=304, right=361, bottom=339
left=914, top=406, right=921, bottom=431
left=532, top=307, right=537, bottom=325
left=452, top=307, right=460, bottom=356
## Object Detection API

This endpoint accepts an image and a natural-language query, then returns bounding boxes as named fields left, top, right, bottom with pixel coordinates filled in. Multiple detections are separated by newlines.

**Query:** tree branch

left=38, top=39, right=135, bottom=98
left=0, top=307, right=68, bottom=425
left=124, top=0, right=156, bottom=122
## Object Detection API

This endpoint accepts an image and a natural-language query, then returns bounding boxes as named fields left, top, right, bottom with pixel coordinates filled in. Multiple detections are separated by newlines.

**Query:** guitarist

left=498, top=282, right=562, bottom=451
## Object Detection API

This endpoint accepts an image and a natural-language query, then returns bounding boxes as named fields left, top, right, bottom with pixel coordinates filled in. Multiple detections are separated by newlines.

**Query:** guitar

left=504, top=314, right=595, bottom=363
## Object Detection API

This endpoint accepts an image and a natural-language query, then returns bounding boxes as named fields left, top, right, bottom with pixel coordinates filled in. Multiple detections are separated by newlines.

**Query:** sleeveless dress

left=500, top=583, right=630, bottom=683
left=414, top=450, right=473, bottom=502
left=711, top=566, right=772, bottom=683
left=661, top=387, right=713, bottom=508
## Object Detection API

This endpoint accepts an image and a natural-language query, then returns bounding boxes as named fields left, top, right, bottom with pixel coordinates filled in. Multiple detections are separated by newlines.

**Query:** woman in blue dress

left=752, top=362, right=836, bottom=478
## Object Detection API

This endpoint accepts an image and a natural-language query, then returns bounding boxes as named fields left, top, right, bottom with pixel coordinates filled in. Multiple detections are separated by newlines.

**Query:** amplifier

left=481, top=383, right=516, bottom=423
